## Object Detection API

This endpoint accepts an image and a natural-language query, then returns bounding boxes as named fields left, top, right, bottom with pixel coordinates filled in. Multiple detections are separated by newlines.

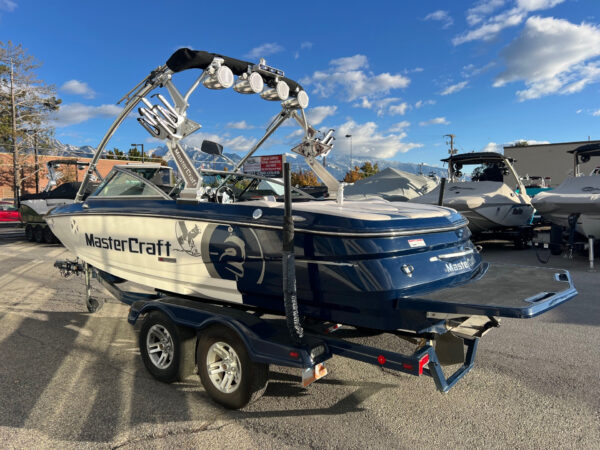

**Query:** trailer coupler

left=54, top=259, right=103, bottom=313
left=54, top=259, right=84, bottom=278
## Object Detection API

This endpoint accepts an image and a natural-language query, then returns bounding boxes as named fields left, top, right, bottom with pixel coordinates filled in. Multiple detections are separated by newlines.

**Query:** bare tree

left=0, top=41, right=61, bottom=203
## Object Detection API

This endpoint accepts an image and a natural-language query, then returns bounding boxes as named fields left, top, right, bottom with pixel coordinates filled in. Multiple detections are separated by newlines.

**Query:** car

left=0, top=201, right=21, bottom=222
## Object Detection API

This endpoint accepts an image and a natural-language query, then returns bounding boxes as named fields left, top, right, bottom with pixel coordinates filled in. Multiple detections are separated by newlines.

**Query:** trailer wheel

left=25, top=225, right=34, bottom=241
left=42, top=226, right=56, bottom=244
left=197, top=325, right=268, bottom=409
left=550, top=223, right=563, bottom=256
left=139, top=311, right=182, bottom=383
left=33, top=226, right=44, bottom=243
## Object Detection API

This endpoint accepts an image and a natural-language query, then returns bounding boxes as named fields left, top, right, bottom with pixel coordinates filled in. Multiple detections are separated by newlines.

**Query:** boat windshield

left=199, top=171, right=314, bottom=201
left=93, top=170, right=169, bottom=198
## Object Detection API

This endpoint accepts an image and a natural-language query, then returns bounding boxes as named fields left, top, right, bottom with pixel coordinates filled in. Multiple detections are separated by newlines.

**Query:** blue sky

left=2, top=0, right=600, bottom=166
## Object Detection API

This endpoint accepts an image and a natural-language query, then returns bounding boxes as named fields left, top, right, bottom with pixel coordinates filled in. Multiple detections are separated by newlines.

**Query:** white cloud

left=453, top=10, right=525, bottom=45
left=424, top=10, right=454, bottom=29
left=0, top=0, right=17, bottom=11
left=484, top=138, right=551, bottom=152
left=389, top=102, right=410, bottom=115
left=389, top=121, right=411, bottom=132
left=467, top=0, right=507, bottom=26
left=505, top=138, right=550, bottom=146
left=481, top=142, right=502, bottom=152
left=300, top=41, right=313, bottom=50
left=453, top=0, right=565, bottom=45
left=419, top=117, right=450, bottom=126
left=51, top=103, right=122, bottom=127
left=306, top=105, right=337, bottom=125
left=336, top=120, right=422, bottom=158
left=354, top=97, right=409, bottom=116
left=415, top=99, right=436, bottom=108
left=60, top=80, right=96, bottom=99
left=494, top=16, right=600, bottom=100
left=575, top=109, right=582, bottom=114
left=226, top=120, right=254, bottom=130
left=516, top=0, right=564, bottom=12
left=330, top=54, right=369, bottom=71
left=302, top=55, right=410, bottom=101
left=441, top=80, right=469, bottom=95
left=245, top=43, right=284, bottom=60
left=592, top=110, right=600, bottom=117
left=461, top=62, right=496, bottom=78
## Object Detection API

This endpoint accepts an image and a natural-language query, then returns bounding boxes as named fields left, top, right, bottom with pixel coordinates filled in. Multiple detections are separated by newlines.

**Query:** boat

left=45, top=48, right=489, bottom=331
left=519, top=175, right=552, bottom=197
left=532, top=143, right=600, bottom=240
left=19, top=159, right=101, bottom=242
left=344, top=167, right=438, bottom=202
left=410, top=152, right=534, bottom=235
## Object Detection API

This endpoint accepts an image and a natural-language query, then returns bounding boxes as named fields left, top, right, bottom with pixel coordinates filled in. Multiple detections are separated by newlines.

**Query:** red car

left=0, top=201, right=21, bottom=222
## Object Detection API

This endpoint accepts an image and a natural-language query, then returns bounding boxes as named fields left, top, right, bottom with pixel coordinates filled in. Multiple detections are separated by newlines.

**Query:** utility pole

left=444, top=134, right=456, bottom=156
left=131, top=143, right=145, bottom=162
left=345, top=134, right=353, bottom=167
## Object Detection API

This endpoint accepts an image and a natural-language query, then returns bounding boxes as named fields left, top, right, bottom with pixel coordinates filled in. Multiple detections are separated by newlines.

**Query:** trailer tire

left=42, top=226, right=56, bottom=244
left=25, top=225, right=34, bottom=241
left=197, top=325, right=268, bottom=409
left=33, top=226, right=44, bottom=243
left=550, top=223, right=563, bottom=256
left=139, top=311, right=183, bottom=383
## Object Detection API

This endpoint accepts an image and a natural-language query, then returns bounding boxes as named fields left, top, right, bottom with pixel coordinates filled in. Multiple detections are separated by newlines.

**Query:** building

left=0, top=153, right=139, bottom=200
left=504, top=140, right=600, bottom=187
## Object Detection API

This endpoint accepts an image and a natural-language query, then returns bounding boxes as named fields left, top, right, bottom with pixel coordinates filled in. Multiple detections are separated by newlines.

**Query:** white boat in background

left=344, top=167, right=438, bottom=202
left=410, top=152, right=534, bottom=235
left=532, top=143, right=600, bottom=239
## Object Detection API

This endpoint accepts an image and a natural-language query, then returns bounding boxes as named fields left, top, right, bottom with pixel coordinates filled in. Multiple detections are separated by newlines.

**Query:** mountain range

left=14, top=138, right=449, bottom=180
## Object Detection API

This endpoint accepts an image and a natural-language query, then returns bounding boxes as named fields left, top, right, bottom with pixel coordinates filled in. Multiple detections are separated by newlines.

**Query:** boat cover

left=344, top=167, right=438, bottom=202
left=411, top=181, right=527, bottom=209
left=20, top=182, right=98, bottom=201
left=532, top=176, right=600, bottom=215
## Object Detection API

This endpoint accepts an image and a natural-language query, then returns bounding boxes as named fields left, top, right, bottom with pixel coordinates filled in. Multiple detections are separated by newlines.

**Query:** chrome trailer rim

left=206, top=341, right=242, bottom=394
left=146, top=324, right=174, bottom=369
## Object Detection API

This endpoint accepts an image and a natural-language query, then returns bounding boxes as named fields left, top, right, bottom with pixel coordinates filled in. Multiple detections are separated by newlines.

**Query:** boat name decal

left=84, top=233, right=172, bottom=256
left=444, top=256, right=475, bottom=273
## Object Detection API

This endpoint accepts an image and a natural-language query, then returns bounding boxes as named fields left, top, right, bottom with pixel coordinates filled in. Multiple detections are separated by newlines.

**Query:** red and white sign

left=243, top=155, right=285, bottom=178
left=408, top=238, right=426, bottom=248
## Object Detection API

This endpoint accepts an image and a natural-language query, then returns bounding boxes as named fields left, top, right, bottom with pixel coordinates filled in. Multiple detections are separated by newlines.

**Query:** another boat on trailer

left=411, top=152, right=534, bottom=234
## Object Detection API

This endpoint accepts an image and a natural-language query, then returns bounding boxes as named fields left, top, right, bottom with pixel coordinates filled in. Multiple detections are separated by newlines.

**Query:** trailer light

left=233, top=72, right=264, bottom=94
left=202, top=65, right=234, bottom=90
left=402, top=363, right=414, bottom=371
left=282, top=90, right=309, bottom=109
left=377, top=355, right=386, bottom=365
left=289, top=351, right=299, bottom=359
left=418, top=354, right=430, bottom=375
left=260, top=80, right=289, bottom=101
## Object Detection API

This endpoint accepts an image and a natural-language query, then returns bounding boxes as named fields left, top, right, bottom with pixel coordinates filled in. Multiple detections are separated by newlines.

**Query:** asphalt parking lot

left=0, top=226, right=598, bottom=449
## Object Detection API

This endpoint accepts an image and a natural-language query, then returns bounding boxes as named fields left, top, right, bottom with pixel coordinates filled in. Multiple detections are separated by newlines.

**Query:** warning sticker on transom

left=408, top=238, right=426, bottom=248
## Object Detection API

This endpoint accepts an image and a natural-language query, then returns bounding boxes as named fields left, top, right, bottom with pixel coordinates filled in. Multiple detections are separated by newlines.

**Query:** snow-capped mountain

left=25, top=138, right=448, bottom=180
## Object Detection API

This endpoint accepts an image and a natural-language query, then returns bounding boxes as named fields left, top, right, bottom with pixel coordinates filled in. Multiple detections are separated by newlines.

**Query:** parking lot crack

left=110, top=416, right=229, bottom=449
